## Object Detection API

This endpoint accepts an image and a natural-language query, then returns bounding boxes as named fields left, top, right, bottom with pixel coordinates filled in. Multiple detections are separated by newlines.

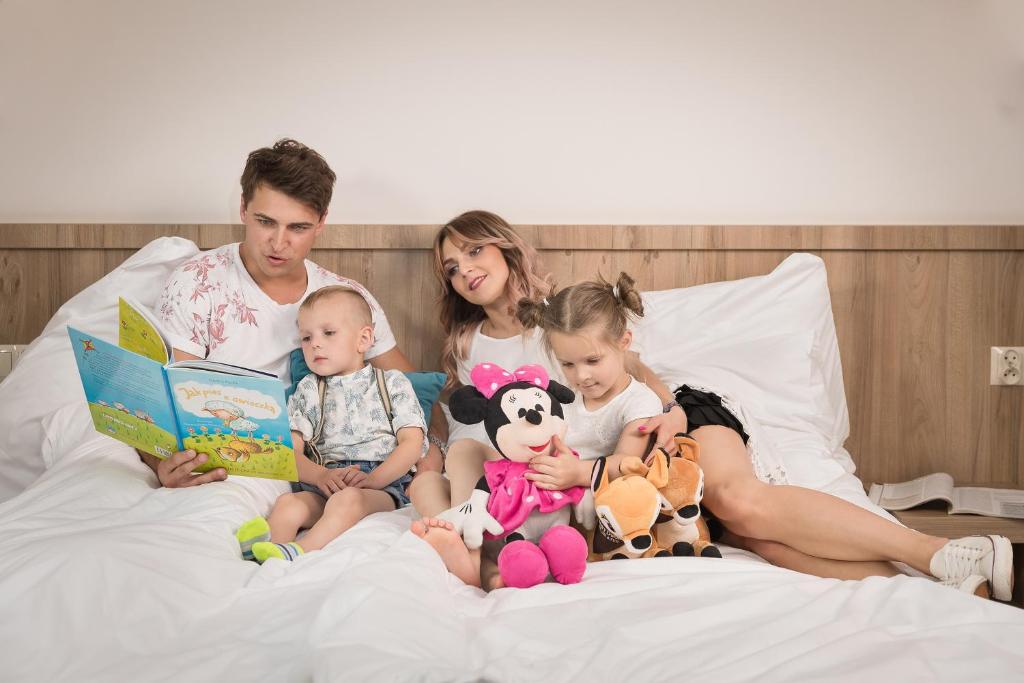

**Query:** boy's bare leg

left=411, top=517, right=482, bottom=587
left=267, top=492, right=325, bottom=542
left=408, top=471, right=452, bottom=519
left=300, top=488, right=394, bottom=551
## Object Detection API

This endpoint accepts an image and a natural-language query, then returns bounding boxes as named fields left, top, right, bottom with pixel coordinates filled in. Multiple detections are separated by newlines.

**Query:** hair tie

left=612, top=285, right=620, bottom=300
left=542, top=298, right=550, bottom=307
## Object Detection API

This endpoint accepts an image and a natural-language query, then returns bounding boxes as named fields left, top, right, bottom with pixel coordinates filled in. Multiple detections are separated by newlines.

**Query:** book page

left=118, top=297, right=170, bottom=364
left=868, top=472, right=955, bottom=510
left=169, top=359, right=275, bottom=378
left=952, top=487, right=1024, bottom=519
left=165, top=366, right=298, bottom=481
left=68, top=326, right=180, bottom=458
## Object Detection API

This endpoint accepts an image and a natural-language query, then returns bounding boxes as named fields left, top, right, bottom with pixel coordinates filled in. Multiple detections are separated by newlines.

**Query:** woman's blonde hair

left=433, top=210, right=552, bottom=391
left=516, top=272, right=644, bottom=347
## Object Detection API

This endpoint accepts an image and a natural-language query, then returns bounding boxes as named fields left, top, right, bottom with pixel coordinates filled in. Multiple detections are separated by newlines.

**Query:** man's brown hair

left=240, top=139, right=336, bottom=218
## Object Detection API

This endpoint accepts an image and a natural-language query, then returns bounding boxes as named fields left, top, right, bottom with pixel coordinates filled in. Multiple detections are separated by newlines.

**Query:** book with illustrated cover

left=868, top=472, right=1024, bottom=519
left=67, top=298, right=298, bottom=481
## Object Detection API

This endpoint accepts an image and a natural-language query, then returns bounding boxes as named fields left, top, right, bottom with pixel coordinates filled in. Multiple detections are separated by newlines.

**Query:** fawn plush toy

left=589, top=454, right=672, bottom=561
left=646, top=434, right=721, bottom=558
left=445, top=363, right=595, bottom=588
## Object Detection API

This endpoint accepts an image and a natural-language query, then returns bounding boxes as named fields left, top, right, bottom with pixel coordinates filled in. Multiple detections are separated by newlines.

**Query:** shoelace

left=940, top=542, right=985, bottom=580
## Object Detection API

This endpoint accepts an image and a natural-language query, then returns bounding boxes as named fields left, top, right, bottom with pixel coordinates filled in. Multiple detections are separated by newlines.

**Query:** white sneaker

left=930, top=535, right=1014, bottom=601
left=938, top=573, right=991, bottom=599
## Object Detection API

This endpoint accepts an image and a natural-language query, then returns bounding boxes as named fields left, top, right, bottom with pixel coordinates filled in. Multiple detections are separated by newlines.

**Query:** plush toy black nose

left=678, top=505, right=699, bottom=520
left=631, top=535, right=652, bottom=550
left=524, top=409, right=542, bottom=425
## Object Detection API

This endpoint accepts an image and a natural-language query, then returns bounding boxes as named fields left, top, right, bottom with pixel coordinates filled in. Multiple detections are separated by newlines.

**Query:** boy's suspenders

left=304, top=368, right=395, bottom=467
left=371, top=367, right=396, bottom=436
left=304, top=377, right=329, bottom=467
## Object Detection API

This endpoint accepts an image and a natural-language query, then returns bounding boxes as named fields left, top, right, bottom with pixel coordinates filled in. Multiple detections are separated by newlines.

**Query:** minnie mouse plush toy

left=445, top=363, right=594, bottom=588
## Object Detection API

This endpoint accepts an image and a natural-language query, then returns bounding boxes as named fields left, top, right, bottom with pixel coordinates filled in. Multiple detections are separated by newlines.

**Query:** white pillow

left=39, top=401, right=102, bottom=469
left=632, top=253, right=855, bottom=486
left=0, top=237, right=200, bottom=502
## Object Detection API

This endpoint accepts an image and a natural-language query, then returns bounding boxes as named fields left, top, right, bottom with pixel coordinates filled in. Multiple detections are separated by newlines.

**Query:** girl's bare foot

left=411, top=517, right=481, bottom=588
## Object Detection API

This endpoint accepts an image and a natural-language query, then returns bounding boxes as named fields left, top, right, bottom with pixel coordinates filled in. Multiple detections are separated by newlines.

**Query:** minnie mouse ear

left=449, top=385, right=489, bottom=426
left=546, top=380, right=575, bottom=406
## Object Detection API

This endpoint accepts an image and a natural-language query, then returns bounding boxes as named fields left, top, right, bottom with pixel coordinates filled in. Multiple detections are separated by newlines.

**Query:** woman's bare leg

left=445, top=439, right=497, bottom=506
left=409, top=439, right=495, bottom=584
left=721, top=530, right=900, bottom=580
left=410, top=517, right=482, bottom=587
left=693, top=425, right=946, bottom=575
left=408, top=439, right=495, bottom=519
left=408, top=470, right=452, bottom=518
left=481, top=542, right=504, bottom=592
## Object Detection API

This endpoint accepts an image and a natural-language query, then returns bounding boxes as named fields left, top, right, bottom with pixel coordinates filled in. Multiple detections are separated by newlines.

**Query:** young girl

left=517, top=272, right=663, bottom=474
left=523, top=277, right=1010, bottom=599
left=406, top=211, right=687, bottom=585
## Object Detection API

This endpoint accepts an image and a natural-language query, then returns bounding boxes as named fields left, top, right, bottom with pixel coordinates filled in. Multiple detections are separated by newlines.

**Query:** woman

left=409, top=211, right=1010, bottom=599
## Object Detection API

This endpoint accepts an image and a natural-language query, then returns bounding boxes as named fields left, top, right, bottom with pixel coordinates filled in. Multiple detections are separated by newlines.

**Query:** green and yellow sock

left=252, top=541, right=304, bottom=563
left=236, top=516, right=271, bottom=561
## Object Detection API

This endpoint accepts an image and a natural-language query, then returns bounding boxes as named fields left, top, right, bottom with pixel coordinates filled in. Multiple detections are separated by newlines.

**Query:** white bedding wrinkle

left=2, top=441, right=1024, bottom=682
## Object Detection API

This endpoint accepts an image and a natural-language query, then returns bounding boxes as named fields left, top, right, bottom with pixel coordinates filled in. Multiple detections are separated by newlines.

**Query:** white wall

left=1, top=0, right=1022, bottom=224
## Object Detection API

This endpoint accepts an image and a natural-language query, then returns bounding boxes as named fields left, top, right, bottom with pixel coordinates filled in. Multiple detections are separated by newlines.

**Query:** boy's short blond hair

left=300, top=286, right=372, bottom=327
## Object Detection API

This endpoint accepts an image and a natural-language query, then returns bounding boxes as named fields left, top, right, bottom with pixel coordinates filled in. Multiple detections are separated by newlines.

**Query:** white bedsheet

left=2, top=431, right=1024, bottom=682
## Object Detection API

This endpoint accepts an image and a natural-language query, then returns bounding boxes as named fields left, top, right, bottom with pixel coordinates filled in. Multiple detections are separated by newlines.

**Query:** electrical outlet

left=0, top=344, right=29, bottom=383
left=990, top=346, right=1023, bottom=386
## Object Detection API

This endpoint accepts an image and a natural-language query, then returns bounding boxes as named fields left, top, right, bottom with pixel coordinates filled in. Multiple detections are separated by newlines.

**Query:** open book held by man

left=68, top=297, right=298, bottom=481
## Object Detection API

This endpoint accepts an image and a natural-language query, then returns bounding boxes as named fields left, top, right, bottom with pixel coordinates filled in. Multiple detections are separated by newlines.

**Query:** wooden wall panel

left=2, top=225, right=1023, bottom=490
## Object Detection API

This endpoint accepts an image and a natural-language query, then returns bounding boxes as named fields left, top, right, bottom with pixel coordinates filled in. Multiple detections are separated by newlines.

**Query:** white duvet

left=2, top=240, right=1024, bottom=682
left=2, top=424, right=1023, bottom=682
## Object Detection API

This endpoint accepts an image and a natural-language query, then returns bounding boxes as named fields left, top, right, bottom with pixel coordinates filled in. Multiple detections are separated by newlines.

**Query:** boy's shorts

left=291, top=460, right=412, bottom=509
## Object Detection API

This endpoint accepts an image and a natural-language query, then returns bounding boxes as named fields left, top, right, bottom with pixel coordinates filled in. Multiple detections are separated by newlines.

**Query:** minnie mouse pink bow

left=470, top=363, right=550, bottom=399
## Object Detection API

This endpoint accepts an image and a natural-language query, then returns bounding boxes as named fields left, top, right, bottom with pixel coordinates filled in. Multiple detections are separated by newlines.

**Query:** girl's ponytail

left=612, top=271, right=644, bottom=318
left=516, top=296, right=548, bottom=331
left=528, top=270, right=643, bottom=348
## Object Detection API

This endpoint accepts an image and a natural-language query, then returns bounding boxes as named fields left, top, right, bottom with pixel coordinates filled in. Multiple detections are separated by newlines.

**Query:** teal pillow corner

left=287, top=348, right=445, bottom=419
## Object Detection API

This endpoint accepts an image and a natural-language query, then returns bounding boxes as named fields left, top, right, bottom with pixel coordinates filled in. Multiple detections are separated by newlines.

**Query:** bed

left=1, top=237, right=1023, bottom=682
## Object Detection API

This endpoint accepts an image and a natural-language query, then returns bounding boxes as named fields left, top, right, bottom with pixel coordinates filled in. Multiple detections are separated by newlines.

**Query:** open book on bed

left=868, top=472, right=1024, bottom=519
left=66, top=298, right=298, bottom=481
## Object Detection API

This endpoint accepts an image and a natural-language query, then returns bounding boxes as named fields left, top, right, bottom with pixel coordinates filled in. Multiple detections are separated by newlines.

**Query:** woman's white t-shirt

left=155, top=243, right=396, bottom=382
left=563, top=376, right=662, bottom=460
left=444, top=324, right=565, bottom=445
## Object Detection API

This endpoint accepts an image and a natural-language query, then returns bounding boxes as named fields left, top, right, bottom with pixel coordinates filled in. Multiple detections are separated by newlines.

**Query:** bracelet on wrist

left=663, top=399, right=681, bottom=414
left=427, top=433, right=448, bottom=458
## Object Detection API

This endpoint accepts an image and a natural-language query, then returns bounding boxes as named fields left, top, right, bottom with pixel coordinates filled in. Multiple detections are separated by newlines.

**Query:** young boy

left=240, top=286, right=428, bottom=562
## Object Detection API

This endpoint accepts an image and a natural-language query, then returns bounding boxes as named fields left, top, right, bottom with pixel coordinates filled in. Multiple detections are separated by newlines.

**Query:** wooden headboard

left=2, top=224, right=1023, bottom=488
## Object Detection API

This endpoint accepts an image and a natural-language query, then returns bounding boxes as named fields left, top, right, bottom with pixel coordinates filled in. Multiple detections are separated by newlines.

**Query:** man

left=140, top=139, right=443, bottom=487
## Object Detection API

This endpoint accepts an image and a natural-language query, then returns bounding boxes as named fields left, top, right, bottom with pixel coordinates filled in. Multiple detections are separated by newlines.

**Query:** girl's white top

left=563, top=376, right=662, bottom=460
